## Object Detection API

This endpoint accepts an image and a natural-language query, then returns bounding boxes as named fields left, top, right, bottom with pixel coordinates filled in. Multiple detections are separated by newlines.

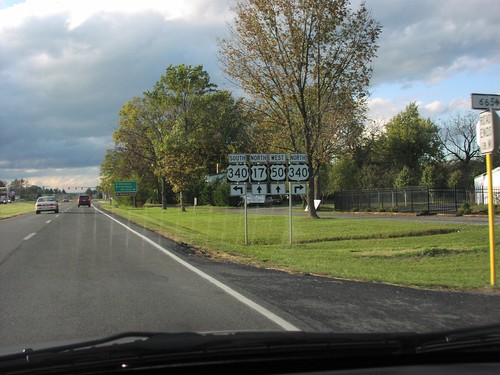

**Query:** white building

left=474, top=167, right=500, bottom=204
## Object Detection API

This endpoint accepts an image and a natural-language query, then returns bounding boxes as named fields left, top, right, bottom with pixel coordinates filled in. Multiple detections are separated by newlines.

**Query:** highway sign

left=249, top=154, right=268, bottom=163
left=114, top=181, right=137, bottom=196
left=479, top=110, right=499, bottom=154
left=288, top=164, right=309, bottom=181
left=269, top=164, right=286, bottom=181
left=289, top=153, right=307, bottom=163
left=290, top=183, right=306, bottom=195
left=251, top=184, right=267, bottom=195
left=471, top=93, right=500, bottom=110
left=250, top=165, right=267, bottom=181
left=230, top=184, right=246, bottom=196
left=227, top=165, right=249, bottom=182
left=228, top=154, right=247, bottom=163
left=269, top=154, right=286, bottom=163
left=270, top=183, right=285, bottom=195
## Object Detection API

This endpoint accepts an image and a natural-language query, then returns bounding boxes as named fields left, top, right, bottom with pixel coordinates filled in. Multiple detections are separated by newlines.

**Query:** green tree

left=219, top=0, right=381, bottom=218
left=419, top=164, right=436, bottom=189
left=393, top=165, right=411, bottom=189
left=328, top=155, right=360, bottom=191
left=382, top=103, right=442, bottom=184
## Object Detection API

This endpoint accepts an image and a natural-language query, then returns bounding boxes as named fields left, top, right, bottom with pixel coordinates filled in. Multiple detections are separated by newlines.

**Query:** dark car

left=78, top=195, right=92, bottom=207
left=265, top=195, right=283, bottom=205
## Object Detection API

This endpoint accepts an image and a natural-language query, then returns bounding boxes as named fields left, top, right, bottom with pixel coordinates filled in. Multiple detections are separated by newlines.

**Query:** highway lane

left=3, top=202, right=500, bottom=354
left=0, top=202, right=296, bottom=351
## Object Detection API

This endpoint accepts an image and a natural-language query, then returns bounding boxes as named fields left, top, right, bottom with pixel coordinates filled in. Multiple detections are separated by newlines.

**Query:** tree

left=104, top=64, right=252, bottom=210
left=328, top=155, right=360, bottom=192
left=219, top=0, right=381, bottom=218
left=439, top=112, right=481, bottom=188
left=382, top=103, right=442, bottom=185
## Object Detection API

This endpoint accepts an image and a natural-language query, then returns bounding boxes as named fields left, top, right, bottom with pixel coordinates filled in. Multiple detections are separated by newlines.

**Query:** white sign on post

left=230, top=184, right=246, bottom=196
left=270, top=183, right=285, bottom=195
left=471, top=93, right=500, bottom=110
left=250, top=165, right=268, bottom=181
left=227, top=165, right=249, bottom=182
left=288, top=164, right=309, bottom=181
left=479, top=110, right=498, bottom=155
left=251, top=184, right=267, bottom=195
left=269, top=164, right=286, bottom=181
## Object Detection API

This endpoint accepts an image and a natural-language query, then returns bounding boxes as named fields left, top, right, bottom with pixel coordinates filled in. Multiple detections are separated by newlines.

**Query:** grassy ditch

left=0, top=202, right=34, bottom=219
left=101, top=203, right=497, bottom=290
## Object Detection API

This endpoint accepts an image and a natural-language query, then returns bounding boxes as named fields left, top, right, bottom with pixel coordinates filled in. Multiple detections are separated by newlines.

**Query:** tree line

left=98, top=0, right=487, bottom=212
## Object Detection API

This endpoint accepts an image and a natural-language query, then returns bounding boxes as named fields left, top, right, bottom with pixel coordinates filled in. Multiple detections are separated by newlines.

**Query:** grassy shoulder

left=0, top=201, right=34, bottom=219
left=100, top=203, right=496, bottom=290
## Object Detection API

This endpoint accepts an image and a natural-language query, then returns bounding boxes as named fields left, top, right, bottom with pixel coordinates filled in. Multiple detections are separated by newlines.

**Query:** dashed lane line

left=23, top=233, right=36, bottom=241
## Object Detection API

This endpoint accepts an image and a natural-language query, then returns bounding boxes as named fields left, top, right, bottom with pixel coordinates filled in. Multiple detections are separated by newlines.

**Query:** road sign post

left=472, top=95, right=500, bottom=286
left=227, top=153, right=309, bottom=245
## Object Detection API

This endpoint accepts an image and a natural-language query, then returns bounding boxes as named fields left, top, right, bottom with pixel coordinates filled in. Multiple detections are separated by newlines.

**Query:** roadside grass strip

left=101, top=204, right=496, bottom=290
left=0, top=202, right=34, bottom=219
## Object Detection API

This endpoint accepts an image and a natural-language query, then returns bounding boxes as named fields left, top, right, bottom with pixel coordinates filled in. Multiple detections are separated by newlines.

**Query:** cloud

left=0, top=0, right=229, bottom=186
left=369, top=0, right=500, bottom=86
left=1, top=0, right=499, bottom=187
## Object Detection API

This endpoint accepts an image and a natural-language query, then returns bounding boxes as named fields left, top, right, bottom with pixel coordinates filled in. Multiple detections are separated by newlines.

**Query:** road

left=0, top=202, right=296, bottom=352
left=2, top=201, right=500, bottom=353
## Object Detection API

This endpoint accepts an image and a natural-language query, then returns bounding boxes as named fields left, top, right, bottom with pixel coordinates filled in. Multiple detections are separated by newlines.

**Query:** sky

left=0, top=0, right=499, bottom=191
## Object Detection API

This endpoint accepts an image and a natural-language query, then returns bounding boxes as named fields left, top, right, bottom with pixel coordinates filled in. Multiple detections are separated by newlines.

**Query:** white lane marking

left=94, top=206, right=300, bottom=332
left=24, top=233, right=36, bottom=241
left=46, top=220, right=52, bottom=224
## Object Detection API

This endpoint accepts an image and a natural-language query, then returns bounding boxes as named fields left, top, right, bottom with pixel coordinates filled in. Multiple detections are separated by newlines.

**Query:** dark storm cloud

left=0, top=7, right=226, bottom=182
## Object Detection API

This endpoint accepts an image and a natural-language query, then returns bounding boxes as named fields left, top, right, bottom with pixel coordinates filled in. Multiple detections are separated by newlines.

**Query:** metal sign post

left=228, top=153, right=308, bottom=246
left=473, top=96, right=500, bottom=286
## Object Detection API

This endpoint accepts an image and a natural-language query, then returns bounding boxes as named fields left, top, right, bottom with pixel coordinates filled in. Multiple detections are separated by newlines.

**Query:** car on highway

left=77, top=195, right=91, bottom=207
left=35, top=196, right=59, bottom=214
left=0, top=196, right=9, bottom=204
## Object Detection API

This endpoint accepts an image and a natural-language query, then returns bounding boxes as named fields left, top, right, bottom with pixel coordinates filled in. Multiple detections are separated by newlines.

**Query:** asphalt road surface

left=2, top=201, right=500, bottom=353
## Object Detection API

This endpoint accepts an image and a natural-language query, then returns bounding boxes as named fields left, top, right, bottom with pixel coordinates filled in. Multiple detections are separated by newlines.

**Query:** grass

left=0, top=201, right=34, bottom=219
left=101, top=203, right=499, bottom=290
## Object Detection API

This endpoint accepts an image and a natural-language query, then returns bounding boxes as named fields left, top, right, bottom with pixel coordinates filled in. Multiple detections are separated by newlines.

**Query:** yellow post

left=486, top=153, right=496, bottom=285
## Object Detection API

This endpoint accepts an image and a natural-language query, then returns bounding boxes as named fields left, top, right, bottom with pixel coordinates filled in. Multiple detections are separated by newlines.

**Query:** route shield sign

left=287, top=164, right=309, bottom=181
left=269, top=164, right=286, bottom=181
left=227, top=165, right=249, bottom=182
left=250, top=165, right=267, bottom=182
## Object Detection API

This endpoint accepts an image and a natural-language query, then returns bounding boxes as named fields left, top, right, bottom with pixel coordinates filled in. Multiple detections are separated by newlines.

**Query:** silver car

left=35, top=196, right=59, bottom=214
